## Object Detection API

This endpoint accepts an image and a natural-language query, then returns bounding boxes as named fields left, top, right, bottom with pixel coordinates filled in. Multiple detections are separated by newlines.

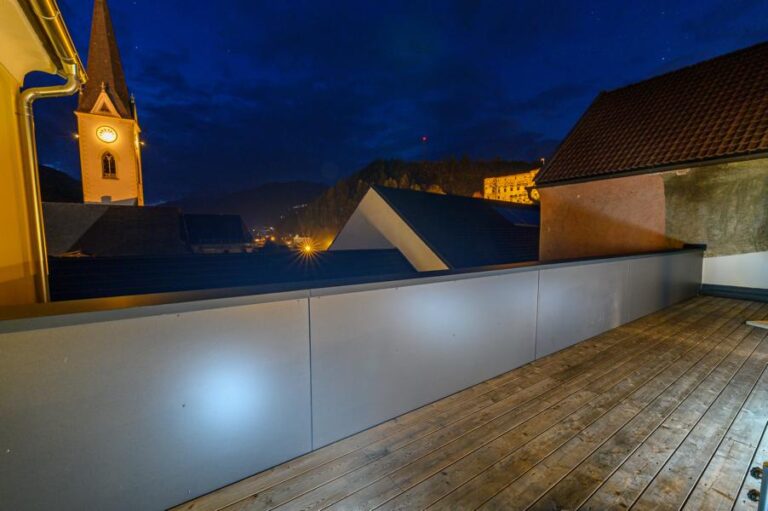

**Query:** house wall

left=664, top=160, right=768, bottom=289
left=0, top=63, right=37, bottom=305
left=539, top=173, right=680, bottom=261
left=540, top=158, right=768, bottom=289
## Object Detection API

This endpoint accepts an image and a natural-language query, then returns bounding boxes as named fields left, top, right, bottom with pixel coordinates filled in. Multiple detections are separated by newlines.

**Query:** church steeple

left=78, top=0, right=132, bottom=118
left=75, top=0, right=144, bottom=206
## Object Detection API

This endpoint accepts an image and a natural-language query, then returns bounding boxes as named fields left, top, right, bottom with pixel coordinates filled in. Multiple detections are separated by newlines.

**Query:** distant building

left=535, top=42, right=768, bottom=295
left=331, top=186, right=539, bottom=271
left=483, top=168, right=539, bottom=204
left=43, top=204, right=254, bottom=257
left=76, top=0, right=144, bottom=205
left=183, top=214, right=255, bottom=254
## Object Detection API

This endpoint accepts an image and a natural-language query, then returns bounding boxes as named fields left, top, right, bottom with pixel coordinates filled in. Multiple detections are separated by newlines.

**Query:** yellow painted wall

left=76, top=111, right=143, bottom=205
left=0, top=62, right=37, bottom=304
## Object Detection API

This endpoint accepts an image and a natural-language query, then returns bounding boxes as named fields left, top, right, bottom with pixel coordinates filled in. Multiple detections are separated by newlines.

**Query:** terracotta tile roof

left=536, top=42, right=768, bottom=186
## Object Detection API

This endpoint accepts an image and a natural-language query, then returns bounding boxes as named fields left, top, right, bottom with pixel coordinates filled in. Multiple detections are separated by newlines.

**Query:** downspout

left=19, top=63, right=81, bottom=302
left=17, top=0, right=84, bottom=303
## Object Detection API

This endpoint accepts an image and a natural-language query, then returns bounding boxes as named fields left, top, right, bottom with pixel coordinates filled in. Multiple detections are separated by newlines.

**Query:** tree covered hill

left=280, top=158, right=537, bottom=245
left=164, top=181, right=328, bottom=229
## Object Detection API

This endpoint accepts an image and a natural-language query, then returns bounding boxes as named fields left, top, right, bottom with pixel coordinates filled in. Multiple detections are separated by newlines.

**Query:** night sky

left=30, top=0, right=768, bottom=204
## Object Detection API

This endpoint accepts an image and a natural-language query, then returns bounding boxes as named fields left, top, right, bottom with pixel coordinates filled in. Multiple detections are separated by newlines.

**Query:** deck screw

left=752, top=466, right=764, bottom=480
left=748, top=489, right=760, bottom=502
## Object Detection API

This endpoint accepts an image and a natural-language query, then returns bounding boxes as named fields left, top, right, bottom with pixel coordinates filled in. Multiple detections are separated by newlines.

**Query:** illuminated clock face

left=96, top=126, right=117, bottom=143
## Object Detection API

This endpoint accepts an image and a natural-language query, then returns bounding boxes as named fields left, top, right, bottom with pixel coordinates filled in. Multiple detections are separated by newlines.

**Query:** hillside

left=280, top=158, right=537, bottom=244
left=39, top=165, right=83, bottom=203
left=165, top=181, right=328, bottom=229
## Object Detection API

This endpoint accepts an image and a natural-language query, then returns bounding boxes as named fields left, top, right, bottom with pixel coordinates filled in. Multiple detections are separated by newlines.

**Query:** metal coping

left=0, top=247, right=705, bottom=329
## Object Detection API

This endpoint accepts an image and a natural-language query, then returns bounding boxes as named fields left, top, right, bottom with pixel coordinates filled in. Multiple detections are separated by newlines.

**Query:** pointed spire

left=78, top=0, right=132, bottom=118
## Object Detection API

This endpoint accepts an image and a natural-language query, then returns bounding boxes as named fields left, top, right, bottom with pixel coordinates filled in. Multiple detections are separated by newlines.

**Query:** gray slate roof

left=373, top=186, right=539, bottom=268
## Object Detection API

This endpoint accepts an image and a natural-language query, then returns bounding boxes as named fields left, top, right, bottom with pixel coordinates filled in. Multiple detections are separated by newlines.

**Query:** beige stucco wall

left=663, top=159, right=768, bottom=257
left=539, top=159, right=768, bottom=288
left=76, top=111, right=143, bottom=205
left=539, top=173, right=681, bottom=261
left=0, top=63, right=37, bottom=305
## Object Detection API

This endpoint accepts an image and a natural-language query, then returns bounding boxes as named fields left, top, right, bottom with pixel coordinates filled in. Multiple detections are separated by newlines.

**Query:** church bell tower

left=76, top=0, right=144, bottom=205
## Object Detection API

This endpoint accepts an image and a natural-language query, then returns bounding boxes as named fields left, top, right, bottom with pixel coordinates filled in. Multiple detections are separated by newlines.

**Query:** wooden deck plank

left=632, top=329, right=768, bottom=510
left=426, top=299, right=749, bottom=510
left=484, top=314, right=767, bottom=510
left=683, top=364, right=768, bottom=510
left=226, top=300, right=716, bottom=510
left=581, top=310, right=768, bottom=509
left=172, top=294, right=706, bottom=511
left=733, top=421, right=768, bottom=511
left=523, top=302, right=768, bottom=510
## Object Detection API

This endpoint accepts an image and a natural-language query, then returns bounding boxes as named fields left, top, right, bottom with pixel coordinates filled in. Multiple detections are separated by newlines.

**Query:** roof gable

left=370, top=186, right=539, bottom=268
left=537, top=42, right=768, bottom=186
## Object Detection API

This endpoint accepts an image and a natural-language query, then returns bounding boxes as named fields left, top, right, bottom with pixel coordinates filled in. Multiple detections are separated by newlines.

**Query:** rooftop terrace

left=177, top=295, right=768, bottom=511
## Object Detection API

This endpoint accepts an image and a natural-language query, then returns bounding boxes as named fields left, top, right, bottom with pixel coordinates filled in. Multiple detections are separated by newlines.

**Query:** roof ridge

left=604, top=41, right=768, bottom=96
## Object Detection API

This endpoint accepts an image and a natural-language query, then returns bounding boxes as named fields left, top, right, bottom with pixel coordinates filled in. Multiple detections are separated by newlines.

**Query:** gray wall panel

left=627, top=255, right=668, bottom=320
left=0, top=299, right=311, bottom=511
left=310, top=271, right=538, bottom=447
left=668, top=251, right=704, bottom=304
left=536, top=260, right=630, bottom=357
left=628, top=252, right=702, bottom=321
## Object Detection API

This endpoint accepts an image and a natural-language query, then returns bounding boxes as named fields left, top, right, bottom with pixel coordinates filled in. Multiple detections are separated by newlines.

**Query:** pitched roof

left=373, top=186, right=539, bottom=267
left=78, top=0, right=132, bottom=118
left=536, top=42, right=768, bottom=186
left=183, top=214, right=252, bottom=245
left=48, top=249, right=416, bottom=301
left=43, top=203, right=189, bottom=257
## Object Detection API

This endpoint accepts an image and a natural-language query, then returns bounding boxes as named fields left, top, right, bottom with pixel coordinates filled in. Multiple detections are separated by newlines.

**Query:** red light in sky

left=421, top=135, right=428, bottom=143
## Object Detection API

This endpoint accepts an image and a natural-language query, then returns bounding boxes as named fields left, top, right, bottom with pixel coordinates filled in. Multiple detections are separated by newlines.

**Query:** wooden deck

left=174, top=296, right=768, bottom=511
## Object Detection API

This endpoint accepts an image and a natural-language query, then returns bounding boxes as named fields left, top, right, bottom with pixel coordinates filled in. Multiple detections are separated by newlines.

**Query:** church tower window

left=102, top=152, right=117, bottom=178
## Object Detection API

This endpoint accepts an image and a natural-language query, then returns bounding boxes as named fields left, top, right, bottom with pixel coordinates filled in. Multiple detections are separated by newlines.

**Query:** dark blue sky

left=32, top=0, right=768, bottom=203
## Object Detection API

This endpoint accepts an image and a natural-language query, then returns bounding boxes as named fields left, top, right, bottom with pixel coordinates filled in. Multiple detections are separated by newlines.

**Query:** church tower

left=76, top=0, right=144, bottom=205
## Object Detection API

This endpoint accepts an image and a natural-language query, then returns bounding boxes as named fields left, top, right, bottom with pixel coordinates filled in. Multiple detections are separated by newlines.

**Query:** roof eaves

left=535, top=149, right=768, bottom=188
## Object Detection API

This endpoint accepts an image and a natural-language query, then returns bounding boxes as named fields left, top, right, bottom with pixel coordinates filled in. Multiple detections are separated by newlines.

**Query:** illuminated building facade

left=75, top=0, right=144, bottom=205
left=483, top=168, right=539, bottom=204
